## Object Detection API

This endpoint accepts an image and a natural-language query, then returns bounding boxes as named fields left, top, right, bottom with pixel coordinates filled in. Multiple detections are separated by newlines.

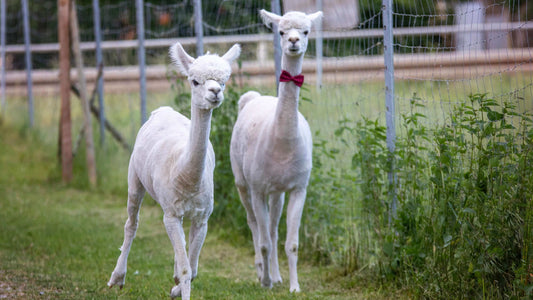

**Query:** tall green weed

left=302, top=93, right=533, bottom=298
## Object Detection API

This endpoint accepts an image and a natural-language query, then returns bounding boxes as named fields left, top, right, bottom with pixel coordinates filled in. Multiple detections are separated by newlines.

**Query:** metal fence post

left=22, top=0, right=34, bottom=127
left=315, top=0, right=323, bottom=90
left=136, top=0, right=147, bottom=125
left=270, top=0, right=281, bottom=93
left=193, top=0, right=203, bottom=56
left=382, top=0, right=397, bottom=224
left=92, top=0, right=105, bottom=145
left=1, top=0, right=6, bottom=116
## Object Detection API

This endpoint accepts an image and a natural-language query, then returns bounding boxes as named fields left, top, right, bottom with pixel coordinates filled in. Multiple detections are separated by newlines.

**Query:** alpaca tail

left=238, top=91, right=261, bottom=112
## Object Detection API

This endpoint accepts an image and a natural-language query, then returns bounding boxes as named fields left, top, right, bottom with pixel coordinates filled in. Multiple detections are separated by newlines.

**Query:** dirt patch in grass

left=0, top=270, right=63, bottom=299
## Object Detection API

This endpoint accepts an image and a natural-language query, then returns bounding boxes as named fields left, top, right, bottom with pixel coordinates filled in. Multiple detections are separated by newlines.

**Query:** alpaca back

left=238, top=91, right=261, bottom=112
left=231, top=94, right=312, bottom=191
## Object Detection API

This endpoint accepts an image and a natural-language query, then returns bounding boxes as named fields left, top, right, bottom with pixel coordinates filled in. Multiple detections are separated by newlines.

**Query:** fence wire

left=2, top=0, right=532, bottom=153
left=1, top=0, right=532, bottom=284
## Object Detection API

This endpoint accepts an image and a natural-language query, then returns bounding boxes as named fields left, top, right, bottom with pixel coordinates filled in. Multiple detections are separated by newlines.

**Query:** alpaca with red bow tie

left=230, top=9, right=323, bottom=293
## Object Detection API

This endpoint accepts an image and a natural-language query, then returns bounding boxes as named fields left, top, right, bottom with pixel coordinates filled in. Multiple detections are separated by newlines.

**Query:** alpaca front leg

left=252, top=192, right=272, bottom=289
left=188, top=219, right=208, bottom=280
left=269, top=192, right=285, bottom=284
left=285, top=189, right=306, bottom=293
left=163, top=214, right=192, bottom=300
left=108, top=187, right=144, bottom=288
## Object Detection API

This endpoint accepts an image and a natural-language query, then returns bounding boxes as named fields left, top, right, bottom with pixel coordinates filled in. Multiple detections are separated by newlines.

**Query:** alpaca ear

left=260, top=9, right=281, bottom=28
left=222, top=44, right=241, bottom=64
left=169, top=42, right=195, bottom=76
left=307, top=11, right=323, bottom=28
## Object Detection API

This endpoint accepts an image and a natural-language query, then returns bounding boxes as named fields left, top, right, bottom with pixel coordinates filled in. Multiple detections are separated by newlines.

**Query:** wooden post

left=58, top=0, right=72, bottom=183
left=70, top=0, right=97, bottom=187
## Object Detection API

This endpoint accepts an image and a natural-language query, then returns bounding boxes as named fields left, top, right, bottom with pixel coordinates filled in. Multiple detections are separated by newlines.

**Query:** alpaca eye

left=192, top=79, right=199, bottom=86
left=303, top=30, right=309, bottom=35
left=279, top=31, right=284, bottom=36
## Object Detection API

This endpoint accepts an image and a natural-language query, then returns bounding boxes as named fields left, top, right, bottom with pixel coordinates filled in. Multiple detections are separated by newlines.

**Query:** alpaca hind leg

left=164, top=214, right=191, bottom=300
left=251, top=191, right=272, bottom=288
left=285, top=189, right=306, bottom=293
left=108, top=175, right=145, bottom=288
left=269, top=192, right=284, bottom=284
left=237, top=185, right=262, bottom=280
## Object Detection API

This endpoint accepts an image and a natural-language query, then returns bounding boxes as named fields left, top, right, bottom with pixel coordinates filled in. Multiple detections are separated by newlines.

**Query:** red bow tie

left=279, top=70, right=304, bottom=87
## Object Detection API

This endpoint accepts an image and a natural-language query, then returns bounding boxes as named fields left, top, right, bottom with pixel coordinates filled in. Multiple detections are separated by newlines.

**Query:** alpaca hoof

left=107, top=271, right=126, bottom=289
left=170, top=285, right=181, bottom=298
left=290, top=285, right=301, bottom=293
left=271, top=272, right=282, bottom=285
left=255, top=262, right=263, bottom=281
left=261, top=277, right=272, bottom=289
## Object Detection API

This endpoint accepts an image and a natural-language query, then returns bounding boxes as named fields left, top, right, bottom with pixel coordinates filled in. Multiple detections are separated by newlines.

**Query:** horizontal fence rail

left=4, top=48, right=532, bottom=95
left=3, top=22, right=533, bottom=54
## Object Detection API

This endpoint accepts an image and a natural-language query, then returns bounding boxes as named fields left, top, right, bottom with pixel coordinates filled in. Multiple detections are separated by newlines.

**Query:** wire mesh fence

left=2, top=0, right=532, bottom=207
left=2, top=1, right=532, bottom=177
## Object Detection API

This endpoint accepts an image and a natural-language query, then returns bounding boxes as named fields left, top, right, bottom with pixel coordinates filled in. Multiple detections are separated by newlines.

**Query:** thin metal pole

left=21, top=0, right=33, bottom=127
left=1, top=0, right=6, bottom=116
left=193, top=0, right=203, bottom=56
left=270, top=0, right=281, bottom=93
left=136, top=0, right=147, bottom=125
left=382, top=0, right=397, bottom=223
left=315, top=0, right=323, bottom=90
left=92, top=0, right=105, bottom=145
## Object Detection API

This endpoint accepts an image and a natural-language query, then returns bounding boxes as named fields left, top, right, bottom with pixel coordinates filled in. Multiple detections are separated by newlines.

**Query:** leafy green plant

left=395, top=93, right=533, bottom=298
left=302, top=92, right=532, bottom=298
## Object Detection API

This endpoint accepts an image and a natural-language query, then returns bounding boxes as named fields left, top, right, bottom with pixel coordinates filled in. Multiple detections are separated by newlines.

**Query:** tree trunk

left=58, top=0, right=72, bottom=183
left=70, top=0, right=97, bottom=187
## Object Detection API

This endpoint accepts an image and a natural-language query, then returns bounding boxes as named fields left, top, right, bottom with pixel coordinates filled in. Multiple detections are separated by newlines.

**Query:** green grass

left=0, top=113, right=404, bottom=299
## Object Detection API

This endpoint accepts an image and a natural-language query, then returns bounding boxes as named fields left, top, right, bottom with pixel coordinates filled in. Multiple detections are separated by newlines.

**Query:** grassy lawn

left=0, top=117, right=404, bottom=299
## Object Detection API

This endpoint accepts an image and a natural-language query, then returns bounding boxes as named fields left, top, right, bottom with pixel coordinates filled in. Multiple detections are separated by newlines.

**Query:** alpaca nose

left=288, top=36, right=299, bottom=44
left=209, top=86, right=221, bottom=95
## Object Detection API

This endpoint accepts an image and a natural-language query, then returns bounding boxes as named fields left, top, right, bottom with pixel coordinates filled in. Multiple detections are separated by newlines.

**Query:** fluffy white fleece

left=261, top=11, right=322, bottom=31
left=188, top=55, right=233, bottom=83
left=169, top=44, right=233, bottom=84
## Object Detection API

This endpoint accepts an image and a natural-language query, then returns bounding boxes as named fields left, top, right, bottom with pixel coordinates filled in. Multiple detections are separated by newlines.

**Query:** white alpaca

left=230, top=10, right=322, bottom=293
left=108, top=42, right=240, bottom=299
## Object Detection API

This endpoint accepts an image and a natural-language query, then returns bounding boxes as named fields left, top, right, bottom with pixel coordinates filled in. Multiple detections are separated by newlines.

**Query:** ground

left=0, top=121, right=405, bottom=299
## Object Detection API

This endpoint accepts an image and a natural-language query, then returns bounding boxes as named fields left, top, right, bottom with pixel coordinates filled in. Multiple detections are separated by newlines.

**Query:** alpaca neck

left=274, top=54, right=304, bottom=140
left=179, top=103, right=213, bottom=189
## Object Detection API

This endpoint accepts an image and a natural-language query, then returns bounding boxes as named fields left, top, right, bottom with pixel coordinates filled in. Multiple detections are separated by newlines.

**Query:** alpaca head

left=260, top=9, right=323, bottom=57
left=170, top=42, right=241, bottom=109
